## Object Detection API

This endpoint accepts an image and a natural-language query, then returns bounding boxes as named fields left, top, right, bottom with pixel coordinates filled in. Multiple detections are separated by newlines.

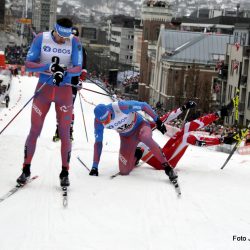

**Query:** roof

left=160, top=30, right=232, bottom=64
left=172, top=16, right=250, bottom=26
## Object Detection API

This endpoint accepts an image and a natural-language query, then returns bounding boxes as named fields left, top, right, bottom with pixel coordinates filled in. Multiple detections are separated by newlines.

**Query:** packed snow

left=0, top=76, right=250, bottom=250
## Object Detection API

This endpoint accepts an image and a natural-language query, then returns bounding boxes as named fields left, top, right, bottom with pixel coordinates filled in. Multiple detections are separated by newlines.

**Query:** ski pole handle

left=51, top=56, right=60, bottom=64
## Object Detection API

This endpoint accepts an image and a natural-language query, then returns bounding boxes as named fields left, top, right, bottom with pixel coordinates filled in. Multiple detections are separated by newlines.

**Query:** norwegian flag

left=235, top=42, right=240, bottom=51
left=216, top=60, right=224, bottom=71
left=233, top=60, right=239, bottom=70
left=215, top=83, right=220, bottom=93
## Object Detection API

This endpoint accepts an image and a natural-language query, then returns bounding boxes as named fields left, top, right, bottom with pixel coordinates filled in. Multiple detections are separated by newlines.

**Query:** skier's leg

left=167, top=113, right=219, bottom=146
left=70, top=83, right=78, bottom=141
left=119, top=134, right=139, bottom=175
left=138, top=123, right=167, bottom=164
left=138, top=124, right=178, bottom=181
left=55, top=86, right=73, bottom=171
left=70, top=111, right=74, bottom=141
left=24, top=84, right=52, bottom=165
left=18, top=84, right=52, bottom=184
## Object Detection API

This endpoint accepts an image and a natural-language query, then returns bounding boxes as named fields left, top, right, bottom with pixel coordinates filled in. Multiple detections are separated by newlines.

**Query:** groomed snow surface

left=0, top=76, right=250, bottom=250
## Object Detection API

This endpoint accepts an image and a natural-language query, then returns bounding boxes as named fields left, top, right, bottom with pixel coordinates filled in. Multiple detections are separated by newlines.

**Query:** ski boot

left=17, top=164, right=31, bottom=185
left=59, top=167, right=70, bottom=187
left=134, top=147, right=144, bottom=166
left=162, top=162, right=178, bottom=183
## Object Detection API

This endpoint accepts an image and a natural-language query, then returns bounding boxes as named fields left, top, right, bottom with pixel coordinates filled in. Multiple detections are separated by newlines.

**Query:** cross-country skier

left=136, top=99, right=238, bottom=170
left=16, top=18, right=83, bottom=187
left=53, top=26, right=87, bottom=142
left=88, top=100, right=185, bottom=183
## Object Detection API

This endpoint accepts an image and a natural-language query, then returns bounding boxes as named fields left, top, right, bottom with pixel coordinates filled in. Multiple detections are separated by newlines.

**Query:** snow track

left=0, top=76, right=250, bottom=249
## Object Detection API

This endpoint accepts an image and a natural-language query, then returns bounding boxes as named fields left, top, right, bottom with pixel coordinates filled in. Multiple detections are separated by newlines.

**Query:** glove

left=222, top=134, right=238, bottom=145
left=50, top=63, right=65, bottom=73
left=181, top=100, right=197, bottom=111
left=76, top=81, right=82, bottom=90
left=53, top=70, right=64, bottom=86
left=195, top=140, right=206, bottom=147
left=89, top=167, right=98, bottom=176
left=51, top=64, right=65, bottom=86
left=156, top=117, right=167, bottom=135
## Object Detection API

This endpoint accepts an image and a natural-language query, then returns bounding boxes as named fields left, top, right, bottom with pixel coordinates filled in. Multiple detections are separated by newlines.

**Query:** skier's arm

left=160, top=108, right=183, bottom=123
left=161, top=101, right=197, bottom=123
left=119, top=100, right=167, bottom=134
left=25, top=33, right=51, bottom=72
left=65, top=36, right=83, bottom=77
left=186, top=133, right=221, bottom=147
left=119, top=100, right=158, bottom=121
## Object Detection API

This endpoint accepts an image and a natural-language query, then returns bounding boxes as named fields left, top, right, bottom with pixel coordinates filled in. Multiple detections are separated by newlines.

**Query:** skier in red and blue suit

left=16, top=18, right=83, bottom=187
left=88, top=100, right=178, bottom=183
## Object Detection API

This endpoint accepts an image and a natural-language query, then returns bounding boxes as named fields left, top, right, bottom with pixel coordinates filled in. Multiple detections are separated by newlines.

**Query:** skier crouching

left=89, top=100, right=178, bottom=183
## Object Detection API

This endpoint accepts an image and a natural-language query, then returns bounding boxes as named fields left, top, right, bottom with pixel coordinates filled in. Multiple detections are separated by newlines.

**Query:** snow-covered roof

left=160, top=30, right=231, bottom=64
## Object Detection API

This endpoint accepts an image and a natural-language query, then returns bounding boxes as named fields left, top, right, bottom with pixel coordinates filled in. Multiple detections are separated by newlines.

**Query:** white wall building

left=109, top=25, right=135, bottom=66
left=225, top=23, right=250, bottom=126
left=132, top=27, right=143, bottom=71
left=32, top=0, right=57, bottom=33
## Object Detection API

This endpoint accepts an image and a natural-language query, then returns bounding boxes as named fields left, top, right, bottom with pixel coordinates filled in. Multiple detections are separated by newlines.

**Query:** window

left=234, top=32, right=238, bottom=43
left=230, top=60, right=235, bottom=76
left=241, top=33, right=247, bottom=45
left=145, top=28, right=148, bottom=40
left=228, top=85, right=232, bottom=101
left=248, top=92, right=250, bottom=109
left=156, top=28, right=160, bottom=40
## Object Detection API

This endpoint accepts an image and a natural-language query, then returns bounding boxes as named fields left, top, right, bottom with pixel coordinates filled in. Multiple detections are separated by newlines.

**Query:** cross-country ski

left=0, top=176, right=38, bottom=203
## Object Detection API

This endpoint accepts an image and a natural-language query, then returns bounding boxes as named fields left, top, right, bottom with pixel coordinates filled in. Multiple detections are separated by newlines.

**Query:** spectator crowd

left=5, top=45, right=29, bottom=65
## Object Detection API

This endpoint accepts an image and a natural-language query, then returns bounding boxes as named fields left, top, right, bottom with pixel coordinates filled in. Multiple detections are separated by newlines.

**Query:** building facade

left=149, top=28, right=231, bottom=114
left=32, top=0, right=57, bottom=33
left=132, top=27, right=143, bottom=71
left=0, top=0, right=5, bottom=27
left=225, top=23, right=250, bottom=126
left=139, top=0, right=174, bottom=101
left=107, top=16, right=139, bottom=68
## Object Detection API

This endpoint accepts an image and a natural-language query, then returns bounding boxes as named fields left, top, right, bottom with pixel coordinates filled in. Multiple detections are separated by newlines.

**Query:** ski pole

left=66, top=83, right=112, bottom=97
left=84, top=74, right=113, bottom=98
left=181, top=109, right=190, bottom=128
left=78, top=91, right=89, bottom=142
left=221, top=125, right=249, bottom=170
left=0, top=77, right=52, bottom=135
left=77, top=156, right=90, bottom=171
